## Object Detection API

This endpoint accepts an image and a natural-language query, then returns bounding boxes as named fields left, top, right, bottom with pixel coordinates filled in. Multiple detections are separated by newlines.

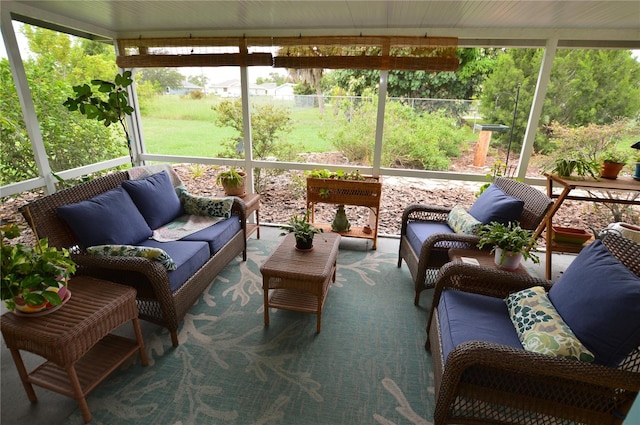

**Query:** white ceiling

left=5, top=1, right=640, bottom=49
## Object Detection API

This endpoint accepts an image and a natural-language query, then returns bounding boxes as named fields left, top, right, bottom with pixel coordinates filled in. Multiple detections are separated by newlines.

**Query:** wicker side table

left=1, top=276, right=148, bottom=423
left=260, top=233, right=340, bottom=333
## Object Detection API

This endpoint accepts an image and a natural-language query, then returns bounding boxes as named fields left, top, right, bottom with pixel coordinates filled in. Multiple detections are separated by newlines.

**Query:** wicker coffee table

left=260, top=233, right=340, bottom=333
left=1, top=276, right=148, bottom=423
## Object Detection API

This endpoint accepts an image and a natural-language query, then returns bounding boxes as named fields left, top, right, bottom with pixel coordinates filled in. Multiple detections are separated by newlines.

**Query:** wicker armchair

left=398, top=177, right=552, bottom=305
left=19, top=170, right=247, bottom=347
left=426, top=233, right=640, bottom=425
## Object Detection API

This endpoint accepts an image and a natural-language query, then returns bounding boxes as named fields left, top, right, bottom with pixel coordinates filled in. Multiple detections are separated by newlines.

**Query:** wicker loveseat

left=19, top=166, right=247, bottom=347
left=426, top=233, right=640, bottom=425
left=398, top=177, right=553, bottom=305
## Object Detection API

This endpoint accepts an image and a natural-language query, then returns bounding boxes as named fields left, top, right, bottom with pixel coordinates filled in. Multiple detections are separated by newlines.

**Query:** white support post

left=372, top=70, right=388, bottom=177
left=240, top=59, right=254, bottom=193
left=516, top=38, right=558, bottom=179
left=1, top=10, right=56, bottom=193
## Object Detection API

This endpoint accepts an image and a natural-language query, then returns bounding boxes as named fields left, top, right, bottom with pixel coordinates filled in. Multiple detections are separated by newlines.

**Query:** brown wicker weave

left=398, top=177, right=553, bottom=305
left=1, top=276, right=148, bottom=423
left=19, top=170, right=247, bottom=347
left=426, top=233, right=640, bottom=425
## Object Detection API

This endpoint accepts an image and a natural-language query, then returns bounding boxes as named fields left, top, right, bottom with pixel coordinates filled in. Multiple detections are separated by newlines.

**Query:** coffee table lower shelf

left=268, top=288, right=324, bottom=314
left=25, top=334, right=142, bottom=398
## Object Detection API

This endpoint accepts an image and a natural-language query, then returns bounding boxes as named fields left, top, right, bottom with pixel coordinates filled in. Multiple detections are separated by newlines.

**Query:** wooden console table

left=534, top=174, right=640, bottom=279
left=306, top=176, right=382, bottom=249
left=1, top=276, right=148, bottom=423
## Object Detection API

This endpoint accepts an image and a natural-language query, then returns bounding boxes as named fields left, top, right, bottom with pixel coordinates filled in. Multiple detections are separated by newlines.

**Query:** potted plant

left=1, top=224, right=76, bottom=314
left=476, top=221, right=539, bottom=270
left=215, top=167, right=247, bottom=196
left=599, top=149, right=628, bottom=179
left=545, top=156, right=599, bottom=179
left=280, top=210, right=324, bottom=251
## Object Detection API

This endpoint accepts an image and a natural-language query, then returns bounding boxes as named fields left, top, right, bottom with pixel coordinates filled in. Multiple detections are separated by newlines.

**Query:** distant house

left=166, top=80, right=203, bottom=95
left=210, top=79, right=240, bottom=97
left=209, top=80, right=290, bottom=98
left=274, top=83, right=295, bottom=100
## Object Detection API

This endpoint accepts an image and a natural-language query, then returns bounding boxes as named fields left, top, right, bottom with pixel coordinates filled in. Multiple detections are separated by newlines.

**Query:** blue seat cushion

left=122, top=171, right=184, bottom=229
left=438, top=289, right=522, bottom=363
left=468, top=184, right=524, bottom=225
left=548, top=240, right=640, bottom=367
left=406, top=221, right=454, bottom=256
left=180, top=216, right=242, bottom=255
left=57, top=186, right=152, bottom=248
left=139, top=239, right=210, bottom=292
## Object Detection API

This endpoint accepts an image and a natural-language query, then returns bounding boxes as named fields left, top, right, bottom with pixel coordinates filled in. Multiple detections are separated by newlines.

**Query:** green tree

left=138, top=68, right=185, bottom=92
left=187, top=75, right=208, bottom=88
left=331, top=48, right=497, bottom=100
left=256, top=72, right=287, bottom=86
left=212, top=99, right=294, bottom=191
left=480, top=49, right=640, bottom=153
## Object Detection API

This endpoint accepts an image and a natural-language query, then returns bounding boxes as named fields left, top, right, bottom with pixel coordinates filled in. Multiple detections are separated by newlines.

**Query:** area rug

left=64, top=238, right=436, bottom=425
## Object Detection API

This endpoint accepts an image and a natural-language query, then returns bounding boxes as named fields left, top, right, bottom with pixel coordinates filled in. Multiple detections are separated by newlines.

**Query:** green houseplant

left=545, top=156, right=599, bottom=179
left=599, top=149, right=628, bottom=179
left=476, top=221, right=539, bottom=270
left=1, top=224, right=76, bottom=314
left=215, top=167, right=247, bottom=196
left=280, top=210, right=324, bottom=250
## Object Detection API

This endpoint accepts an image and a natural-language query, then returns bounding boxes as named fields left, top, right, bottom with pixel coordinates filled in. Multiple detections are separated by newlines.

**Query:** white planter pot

left=494, top=247, right=522, bottom=271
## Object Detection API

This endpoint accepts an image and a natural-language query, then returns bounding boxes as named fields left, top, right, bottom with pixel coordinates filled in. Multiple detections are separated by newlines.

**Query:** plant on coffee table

left=280, top=210, right=323, bottom=250
left=477, top=221, right=539, bottom=269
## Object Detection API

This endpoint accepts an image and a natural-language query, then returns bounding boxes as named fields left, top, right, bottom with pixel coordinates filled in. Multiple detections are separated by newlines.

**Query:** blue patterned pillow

left=178, top=189, right=234, bottom=218
left=446, top=205, right=482, bottom=235
left=86, top=244, right=177, bottom=271
left=506, top=286, right=595, bottom=362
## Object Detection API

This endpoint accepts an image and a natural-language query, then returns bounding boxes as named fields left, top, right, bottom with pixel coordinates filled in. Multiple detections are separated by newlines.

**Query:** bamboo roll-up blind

left=116, top=35, right=458, bottom=71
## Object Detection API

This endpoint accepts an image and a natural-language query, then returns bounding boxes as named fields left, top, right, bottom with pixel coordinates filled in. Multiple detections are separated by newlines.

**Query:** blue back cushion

left=548, top=240, right=640, bottom=367
left=468, top=184, right=524, bottom=225
left=57, top=186, right=152, bottom=248
left=122, top=171, right=184, bottom=229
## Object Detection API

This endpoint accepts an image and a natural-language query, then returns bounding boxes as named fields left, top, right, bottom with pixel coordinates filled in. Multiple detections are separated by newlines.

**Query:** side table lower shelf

left=24, top=334, right=142, bottom=398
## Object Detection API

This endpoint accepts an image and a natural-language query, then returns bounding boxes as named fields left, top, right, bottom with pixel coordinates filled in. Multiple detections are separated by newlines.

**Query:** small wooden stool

left=1, top=276, right=148, bottom=423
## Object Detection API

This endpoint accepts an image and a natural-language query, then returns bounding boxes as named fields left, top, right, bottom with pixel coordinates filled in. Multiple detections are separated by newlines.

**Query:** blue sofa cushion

left=438, top=289, right=522, bottom=363
left=57, top=186, right=152, bottom=248
left=181, top=216, right=242, bottom=255
left=122, top=171, right=184, bottom=229
left=468, top=184, right=524, bottom=225
left=548, top=240, right=640, bottom=367
left=406, top=221, right=454, bottom=256
left=139, top=239, right=210, bottom=292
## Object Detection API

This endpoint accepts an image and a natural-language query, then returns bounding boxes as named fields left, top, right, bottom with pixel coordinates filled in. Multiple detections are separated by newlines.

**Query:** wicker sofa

left=19, top=166, right=247, bottom=347
left=426, top=232, right=640, bottom=425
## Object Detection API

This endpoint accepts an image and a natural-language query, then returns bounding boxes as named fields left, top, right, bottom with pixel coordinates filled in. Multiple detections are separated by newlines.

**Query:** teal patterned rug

left=65, top=238, right=436, bottom=424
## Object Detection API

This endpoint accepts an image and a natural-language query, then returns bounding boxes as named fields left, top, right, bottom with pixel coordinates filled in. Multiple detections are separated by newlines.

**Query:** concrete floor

left=0, top=227, right=602, bottom=425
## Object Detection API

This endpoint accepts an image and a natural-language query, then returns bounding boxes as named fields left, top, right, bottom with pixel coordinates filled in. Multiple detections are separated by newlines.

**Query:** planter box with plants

left=305, top=169, right=382, bottom=249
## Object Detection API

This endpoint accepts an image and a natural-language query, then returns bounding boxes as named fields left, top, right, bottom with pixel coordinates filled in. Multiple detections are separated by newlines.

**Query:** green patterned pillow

left=505, top=286, right=595, bottom=362
left=86, top=245, right=177, bottom=271
left=177, top=187, right=234, bottom=219
left=446, top=205, right=482, bottom=235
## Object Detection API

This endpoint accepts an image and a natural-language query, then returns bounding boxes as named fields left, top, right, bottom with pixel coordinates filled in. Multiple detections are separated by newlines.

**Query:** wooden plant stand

left=306, top=176, right=382, bottom=249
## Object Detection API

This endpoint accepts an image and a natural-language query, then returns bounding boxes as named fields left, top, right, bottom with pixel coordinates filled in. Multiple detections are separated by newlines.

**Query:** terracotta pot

left=494, top=248, right=522, bottom=271
left=599, top=162, right=625, bottom=179
left=221, top=172, right=247, bottom=196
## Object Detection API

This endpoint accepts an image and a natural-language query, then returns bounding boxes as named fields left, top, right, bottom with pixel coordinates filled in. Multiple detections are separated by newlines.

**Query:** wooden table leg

left=66, top=365, right=92, bottom=423
left=263, top=277, right=270, bottom=326
left=9, top=348, right=38, bottom=402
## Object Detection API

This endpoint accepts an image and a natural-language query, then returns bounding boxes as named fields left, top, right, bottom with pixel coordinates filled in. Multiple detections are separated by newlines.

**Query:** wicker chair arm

left=444, top=341, right=640, bottom=391
left=400, top=204, right=452, bottom=235
left=231, top=197, right=246, bottom=217
left=72, top=253, right=173, bottom=295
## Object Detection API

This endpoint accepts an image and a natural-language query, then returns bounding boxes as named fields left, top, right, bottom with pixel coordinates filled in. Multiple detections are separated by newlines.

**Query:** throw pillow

left=506, top=286, right=595, bottom=362
left=122, top=171, right=184, bottom=229
left=446, top=205, right=482, bottom=235
left=86, top=244, right=177, bottom=271
left=548, top=240, right=640, bottom=367
left=468, top=184, right=525, bottom=225
left=179, top=191, right=234, bottom=218
left=57, top=186, right=152, bottom=248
